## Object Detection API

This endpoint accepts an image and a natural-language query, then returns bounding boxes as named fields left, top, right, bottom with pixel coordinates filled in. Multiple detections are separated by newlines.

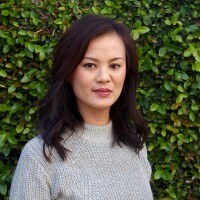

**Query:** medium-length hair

left=38, top=14, right=148, bottom=161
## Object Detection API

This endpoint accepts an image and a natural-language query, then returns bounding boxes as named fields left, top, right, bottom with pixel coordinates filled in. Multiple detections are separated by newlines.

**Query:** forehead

left=84, top=33, right=126, bottom=57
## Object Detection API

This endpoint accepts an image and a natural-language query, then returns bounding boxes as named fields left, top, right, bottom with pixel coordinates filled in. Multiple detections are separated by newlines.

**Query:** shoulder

left=139, top=144, right=152, bottom=181
left=19, top=135, right=48, bottom=167
left=140, top=143, right=148, bottom=158
left=22, top=135, right=43, bottom=156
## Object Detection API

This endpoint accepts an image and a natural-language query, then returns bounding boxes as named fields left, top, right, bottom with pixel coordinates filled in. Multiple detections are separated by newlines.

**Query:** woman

left=10, top=15, right=153, bottom=199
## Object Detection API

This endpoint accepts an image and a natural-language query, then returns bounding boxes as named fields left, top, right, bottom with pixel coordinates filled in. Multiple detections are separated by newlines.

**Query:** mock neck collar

left=77, top=121, right=113, bottom=144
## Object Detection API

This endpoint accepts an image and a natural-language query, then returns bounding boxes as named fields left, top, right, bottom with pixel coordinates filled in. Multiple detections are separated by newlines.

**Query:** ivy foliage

left=0, top=0, right=200, bottom=199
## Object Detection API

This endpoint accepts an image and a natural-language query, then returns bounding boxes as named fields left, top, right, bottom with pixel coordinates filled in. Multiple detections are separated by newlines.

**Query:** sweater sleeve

left=140, top=144, right=152, bottom=181
left=9, top=143, right=51, bottom=200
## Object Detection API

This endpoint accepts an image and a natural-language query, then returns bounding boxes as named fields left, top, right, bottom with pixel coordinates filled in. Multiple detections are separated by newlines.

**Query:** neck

left=79, top=107, right=110, bottom=126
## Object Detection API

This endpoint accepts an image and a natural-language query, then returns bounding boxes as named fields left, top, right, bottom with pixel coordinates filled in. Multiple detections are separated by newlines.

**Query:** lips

left=94, top=88, right=111, bottom=92
left=93, top=88, right=112, bottom=97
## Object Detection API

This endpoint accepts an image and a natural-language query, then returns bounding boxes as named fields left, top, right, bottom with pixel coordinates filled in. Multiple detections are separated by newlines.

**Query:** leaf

left=169, top=191, right=176, bottom=199
left=7, top=37, right=14, bottom=45
left=3, top=44, right=10, bottom=53
left=154, top=170, right=162, bottom=180
left=26, top=51, right=33, bottom=58
left=5, top=63, right=14, bottom=68
left=189, top=111, right=195, bottom=122
left=165, top=44, right=182, bottom=54
left=39, top=51, right=45, bottom=61
left=131, top=30, right=139, bottom=40
left=0, top=183, right=7, bottom=196
left=0, top=104, right=10, bottom=112
left=150, top=103, right=159, bottom=111
left=23, top=128, right=30, bottom=134
left=8, top=85, right=16, bottom=93
left=21, top=75, right=31, bottom=83
left=193, top=49, right=200, bottom=62
left=1, top=10, right=9, bottom=16
left=10, top=103, right=22, bottom=114
left=105, top=1, right=112, bottom=6
left=194, top=61, right=200, bottom=72
left=54, top=19, right=63, bottom=25
left=30, top=11, right=36, bottom=18
left=17, top=60, right=23, bottom=68
left=16, top=93, right=23, bottom=99
left=152, top=66, right=159, bottom=74
left=8, top=135, right=17, bottom=144
left=159, top=47, right=167, bottom=57
left=176, top=93, right=188, bottom=103
left=162, top=170, right=172, bottom=181
left=164, top=81, right=172, bottom=91
left=191, top=102, right=198, bottom=111
left=37, top=83, right=45, bottom=94
left=165, top=19, right=171, bottom=25
left=135, top=21, right=141, bottom=28
left=0, top=134, right=6, bottom=148
left=161, top=130, right=166, bottom=137
left=33, top=17, right=38, bottom=25
left=166, top=125, right=179, bottom=134
left=0, top=31, right=9, bottom=39
left=58, top=6, right=66, bottom=11
left=35, top=45, right=43, bottom=53
left=175, top=35, right=182, bottom=42
left=183, top=48, right=193, bottom=57
left=2, top=146, right=10, bottom=156
left=170, top=113, right=178, bottom=121
left=186, top=25, right=198, bottom=33
left=148, top=143, right=155, bottom=151
left=170, top=136, right=176, bottom=143
left=177, top=85, right=184, bottom=92
left=27, top=31, right=34, bottom=37
left=0, top=69, right=7, bottom=77
left=187, top=34, right=193, bottom=40
left=18, top=30, right=27, bottom=36
left=16, top=124, right=24, bottom=133
left=137, top=26, right=150, bottom=34
left=28, top=43, right=35, bottom=53
left=191, top=133, right=197, bottom=141
left=29, top=107, right=36, bottom=114
left=158, top=105, right=166, bottom=115
left=92, top=6, right=100, bottom=14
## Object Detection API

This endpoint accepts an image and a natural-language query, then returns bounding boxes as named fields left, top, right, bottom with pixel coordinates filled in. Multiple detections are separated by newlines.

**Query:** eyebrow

left=83, top=57, right=125, bottom=62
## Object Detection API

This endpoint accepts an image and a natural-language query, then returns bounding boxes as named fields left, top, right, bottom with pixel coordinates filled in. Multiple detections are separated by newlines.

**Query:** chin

left=92, top=103, right=114, bottom=110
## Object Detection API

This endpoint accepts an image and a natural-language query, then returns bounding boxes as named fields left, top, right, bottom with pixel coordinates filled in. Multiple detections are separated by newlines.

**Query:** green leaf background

left=0, top=0, right=200, bottom=199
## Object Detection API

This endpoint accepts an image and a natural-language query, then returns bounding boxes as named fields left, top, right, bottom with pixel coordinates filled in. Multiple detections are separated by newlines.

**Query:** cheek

left=71, top=71, right=90, bottom=91
left=117, top=71, right=126, bottom=87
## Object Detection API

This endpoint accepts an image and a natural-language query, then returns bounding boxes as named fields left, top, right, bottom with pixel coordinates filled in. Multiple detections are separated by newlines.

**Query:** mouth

left=93, top=88, right=112, bottom=97
left=94, top=88, right=112, bottom=92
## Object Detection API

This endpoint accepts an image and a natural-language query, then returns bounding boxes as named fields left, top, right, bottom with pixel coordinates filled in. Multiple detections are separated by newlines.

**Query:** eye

left=110, top=63, right=120, bottom=69
left=83, top=63, right=96, bottom=69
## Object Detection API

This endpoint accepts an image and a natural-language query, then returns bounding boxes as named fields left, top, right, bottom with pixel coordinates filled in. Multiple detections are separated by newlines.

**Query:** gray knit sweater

left=10, top=122, right=153, bottom=200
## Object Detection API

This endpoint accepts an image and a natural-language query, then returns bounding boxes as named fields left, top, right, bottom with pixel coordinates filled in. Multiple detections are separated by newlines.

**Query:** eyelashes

left=83, top=63, right=95, bottom=68
left=110, top=63, right=120, bottom=69
left=83, top=63, right=121, bottom=69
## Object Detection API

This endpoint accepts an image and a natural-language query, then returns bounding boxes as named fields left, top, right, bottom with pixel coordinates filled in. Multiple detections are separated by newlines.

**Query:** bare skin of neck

left=79, top=107, right=110, bottom=126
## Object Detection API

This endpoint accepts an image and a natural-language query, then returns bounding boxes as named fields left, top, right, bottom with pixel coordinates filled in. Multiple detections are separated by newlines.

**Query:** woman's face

left=71, top=33, right=126, bottom=116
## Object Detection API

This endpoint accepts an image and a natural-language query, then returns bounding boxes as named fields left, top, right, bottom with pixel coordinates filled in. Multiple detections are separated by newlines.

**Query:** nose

left=96, top=66, right=111, bottom=83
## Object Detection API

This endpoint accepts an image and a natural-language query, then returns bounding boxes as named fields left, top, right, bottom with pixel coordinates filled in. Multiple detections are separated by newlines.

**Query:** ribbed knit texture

left=10, top=121, right=153, bottom=200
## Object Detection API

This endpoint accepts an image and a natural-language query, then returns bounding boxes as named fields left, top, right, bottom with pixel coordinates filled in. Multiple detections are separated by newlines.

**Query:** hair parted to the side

left=37, top=14, right=148, bottom=162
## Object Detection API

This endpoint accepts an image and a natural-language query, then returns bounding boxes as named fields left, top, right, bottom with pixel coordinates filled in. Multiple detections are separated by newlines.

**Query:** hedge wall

left=0, top=0, right=200, bottom=199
